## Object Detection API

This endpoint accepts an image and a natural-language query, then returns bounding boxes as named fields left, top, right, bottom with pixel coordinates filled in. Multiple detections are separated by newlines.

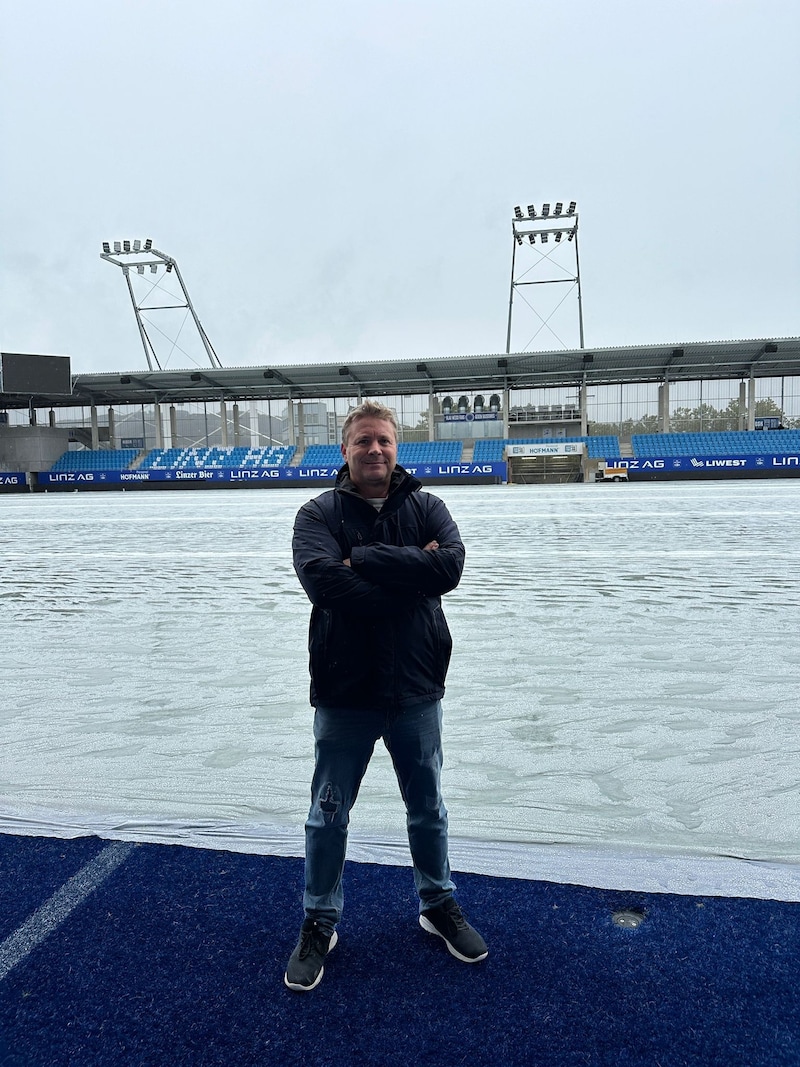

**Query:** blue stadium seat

left=632, top=431, right=800, bottom=457
left=49, top=449, right=139, bottom=472
left=140, top=446, right=296, bottom=470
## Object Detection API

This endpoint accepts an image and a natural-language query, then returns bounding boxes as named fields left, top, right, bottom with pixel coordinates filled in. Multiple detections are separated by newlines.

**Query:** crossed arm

left=343, top=539, right=439, bottom=565
left=292, top=498, right=465, bottom=611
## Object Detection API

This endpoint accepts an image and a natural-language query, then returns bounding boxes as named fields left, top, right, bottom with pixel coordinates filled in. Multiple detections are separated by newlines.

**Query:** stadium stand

left=298, top=441, right=464, bottom=466
left=139, top=446, right=295, bottom=470
left=472, top=436, right=621, bottom=462
left=48, top=449, right=140, bottom=471
left=398, top=441, right=462, bottom=464
left=298, top=444, right=343, bottom=466
left=632, top=430, right=800, bottom=456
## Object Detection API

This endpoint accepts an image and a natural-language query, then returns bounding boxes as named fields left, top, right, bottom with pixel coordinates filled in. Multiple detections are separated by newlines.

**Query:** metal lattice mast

left=505, top=201, right=584, bottom=354
left=100, top=239, right=222, bottom=370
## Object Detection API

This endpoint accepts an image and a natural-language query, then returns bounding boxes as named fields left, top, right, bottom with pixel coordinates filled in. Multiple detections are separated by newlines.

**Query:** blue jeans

left=303, top=699, right=456, bottom=932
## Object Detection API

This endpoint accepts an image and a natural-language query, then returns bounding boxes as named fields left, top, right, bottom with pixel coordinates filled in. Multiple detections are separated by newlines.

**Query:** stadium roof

left=3, top=337, right=800, bottom=409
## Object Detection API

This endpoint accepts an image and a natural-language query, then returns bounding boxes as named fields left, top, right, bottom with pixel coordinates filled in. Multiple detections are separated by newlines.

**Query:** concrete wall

left=0, top=426, right=70, bottom=472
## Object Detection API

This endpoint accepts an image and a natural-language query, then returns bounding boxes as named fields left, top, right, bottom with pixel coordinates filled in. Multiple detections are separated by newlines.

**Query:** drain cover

left=612, top=909, right=646, bottom=928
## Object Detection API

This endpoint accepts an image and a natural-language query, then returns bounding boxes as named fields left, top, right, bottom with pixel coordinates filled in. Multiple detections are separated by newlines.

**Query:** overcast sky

left=1, top=0, right=797, bottom=375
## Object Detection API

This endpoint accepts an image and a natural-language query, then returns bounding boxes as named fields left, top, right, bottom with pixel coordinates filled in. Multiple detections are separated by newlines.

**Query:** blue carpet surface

left=0, top=834, right=798, bottom=1066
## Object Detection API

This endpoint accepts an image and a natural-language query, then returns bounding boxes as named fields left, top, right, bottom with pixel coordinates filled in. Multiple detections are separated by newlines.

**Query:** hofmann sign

left=506, top=443, right=585, bottom=457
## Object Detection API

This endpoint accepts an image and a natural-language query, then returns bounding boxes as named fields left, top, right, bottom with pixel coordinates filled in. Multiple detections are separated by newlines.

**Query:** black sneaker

left=284, top=919, right=338, bottom=991
left=419, top=899, right=488, bottom=963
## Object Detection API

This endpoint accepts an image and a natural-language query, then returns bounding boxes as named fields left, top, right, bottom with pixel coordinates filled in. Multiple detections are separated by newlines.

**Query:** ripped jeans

left=303, top=699, right=455, bottom=933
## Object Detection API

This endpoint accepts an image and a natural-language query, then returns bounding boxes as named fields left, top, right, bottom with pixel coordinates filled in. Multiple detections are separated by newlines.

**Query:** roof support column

left=659, top=380, right=670, bottom=433
left=502, top=387, right=510, bottom=439
left=219, top=401, right=228, bottom=448
left=747, top=377, right=756, bottom=431
left=286, top=398, right=296, bottom=447
left=169, top=405, right=178, bottom=449
left=739, top=382, right=747, bottom=431
left=296, top=400, right=305, bottom=454
left=580, top=376, right=588, bottom=436
left=153, top=402, right=164, bottom=449
left=232, top=403, right=241, bottom=447
left=249, top=402, right=259, bottom=447
left=90, top=405, right=100, bottom=449
left=108, top=407, right=116, bottom=449
left=428, top=385, right=435, bottom=442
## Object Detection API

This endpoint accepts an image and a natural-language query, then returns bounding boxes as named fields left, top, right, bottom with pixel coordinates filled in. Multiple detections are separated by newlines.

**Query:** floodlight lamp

left=166, top=262, right=173, bottom=272
left=541, top=232, right=549, bottom=243
left=144, top=238, right=153, bottom=250
left=542, top=203, right=550, bottom=216
left=150, top=264, right=157, bottom=273
left=554, top=202, right=563, bottom=216
left=555, top=231, right=562, bottom=242
left=123, top=240, right=131, bottom=252
left=514, top=206, right=523, bottom=219
left=339, top=366, right=350, bottom=376
left=133, top=239, right=141, bottom=252
left=137, top=264, right=145, bottom=274
left=190, top=373, right=202, bottom=382
left=528, top=234, right=535, bottom=244
left=102, top=241, right=111, bottom=253
left=114, top=241, right=121, bottom=253
left=515, top=234, right=523, bottom=245
left=567, top=228, right=576, bottom=241
left=527, top=205, right=536, bottom=217
left=568, top=201, right=576, bottom=215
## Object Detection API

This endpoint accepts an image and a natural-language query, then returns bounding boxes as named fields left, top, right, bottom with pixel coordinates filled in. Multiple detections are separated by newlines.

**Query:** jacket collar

left=335, top=463, right=421, bottom=509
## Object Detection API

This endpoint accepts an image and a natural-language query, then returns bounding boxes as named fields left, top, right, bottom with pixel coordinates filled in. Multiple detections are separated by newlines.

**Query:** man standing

left=285, top=400, right=487, bottom=991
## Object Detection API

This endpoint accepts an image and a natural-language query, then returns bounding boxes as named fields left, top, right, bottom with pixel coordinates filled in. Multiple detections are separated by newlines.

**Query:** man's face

left=341, top=417, right=398, bottom=497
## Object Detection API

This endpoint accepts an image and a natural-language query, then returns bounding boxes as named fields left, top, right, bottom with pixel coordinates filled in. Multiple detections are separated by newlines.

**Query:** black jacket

left=292, top=465, right=465, bottom=712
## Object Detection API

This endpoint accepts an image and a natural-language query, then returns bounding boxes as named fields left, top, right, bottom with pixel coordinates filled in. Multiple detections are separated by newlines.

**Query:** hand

left=423, top=541, right=439, bottom=551
left=343, top=558, right=351, bottom=567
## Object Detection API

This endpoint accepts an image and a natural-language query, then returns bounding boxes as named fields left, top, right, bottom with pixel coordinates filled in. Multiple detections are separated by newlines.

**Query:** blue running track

left=1, top=833, right=798, bottom=1067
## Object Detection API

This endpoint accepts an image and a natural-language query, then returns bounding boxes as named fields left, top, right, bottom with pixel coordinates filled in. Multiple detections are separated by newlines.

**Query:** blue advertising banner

left=613, top=454, right=800, bottom=474
left=37, top=461, right=507, bottom=487
left=0, top=472, right=27, bottom=487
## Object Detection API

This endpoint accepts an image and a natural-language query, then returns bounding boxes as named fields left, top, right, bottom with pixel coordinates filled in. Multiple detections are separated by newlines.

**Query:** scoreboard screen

left=0, top=353, right=72, bottom=395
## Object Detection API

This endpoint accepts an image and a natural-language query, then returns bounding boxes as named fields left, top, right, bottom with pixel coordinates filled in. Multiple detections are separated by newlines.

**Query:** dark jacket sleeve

left=349, top=495, right=465, bottom=596
left=292, top=498, right=406, bottom=611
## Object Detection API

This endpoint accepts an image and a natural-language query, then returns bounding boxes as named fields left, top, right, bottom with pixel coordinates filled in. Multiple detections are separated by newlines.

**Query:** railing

left=508, top=408, right=580, bottom=423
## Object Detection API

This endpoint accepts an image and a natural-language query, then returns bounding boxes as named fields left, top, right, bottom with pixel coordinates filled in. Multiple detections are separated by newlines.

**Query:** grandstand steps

left=619, top=437, right=634, bottom=458
left=68, top=424, right=109, bottom=446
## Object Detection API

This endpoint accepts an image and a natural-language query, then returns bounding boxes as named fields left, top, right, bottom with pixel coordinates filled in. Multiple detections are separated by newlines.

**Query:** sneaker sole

left=284, top=930, right=338, bottom=991
left=418, top=915, right=488, bottom=963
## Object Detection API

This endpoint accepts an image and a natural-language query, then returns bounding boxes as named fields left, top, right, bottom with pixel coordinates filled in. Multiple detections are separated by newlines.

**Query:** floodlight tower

left=100, top=239, right=223, bottom=371
left=505, top=201, right=585, bottom=354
